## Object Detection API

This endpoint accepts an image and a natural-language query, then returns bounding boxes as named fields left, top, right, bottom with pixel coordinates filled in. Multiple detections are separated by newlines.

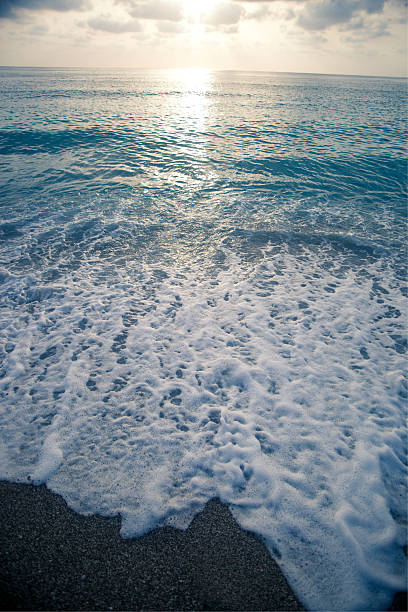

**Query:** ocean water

left=0, top=67, right=406, bottom=610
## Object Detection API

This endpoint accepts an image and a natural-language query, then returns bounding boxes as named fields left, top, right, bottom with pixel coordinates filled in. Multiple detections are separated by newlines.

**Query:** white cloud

left=0, top=0, right=406, bottom=75
left=246, top=5, right=272, bottom=20
left=200, top=2, right=245, bottom=26
left=341, top=14, right=391, bottom=40
left=156, top=19, right=186, bottom=33
left=88, top=15, right=143, bottom=33
left=118, top=0, right=184, bottom=22
left=29, top=23, right=48, bottom=34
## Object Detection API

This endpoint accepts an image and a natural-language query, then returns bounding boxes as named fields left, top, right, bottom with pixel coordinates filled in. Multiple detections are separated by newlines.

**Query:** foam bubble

left=31, top=431, right=63, bottom=484
left=0, top=244, right=406, bottom=610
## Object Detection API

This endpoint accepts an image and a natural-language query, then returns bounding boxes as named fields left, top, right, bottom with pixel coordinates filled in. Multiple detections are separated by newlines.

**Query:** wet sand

left=0, top=481, right=304, bottom=611
left=0, top=480, right=406, bottom=611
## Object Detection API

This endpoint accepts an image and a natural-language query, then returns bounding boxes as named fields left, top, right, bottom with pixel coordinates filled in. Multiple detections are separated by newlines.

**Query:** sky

left=0, top=0, right=406, bottom=76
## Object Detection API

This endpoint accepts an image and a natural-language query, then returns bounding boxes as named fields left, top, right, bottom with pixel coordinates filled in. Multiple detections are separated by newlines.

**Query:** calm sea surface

left=0, top=67, right=406, bottom=610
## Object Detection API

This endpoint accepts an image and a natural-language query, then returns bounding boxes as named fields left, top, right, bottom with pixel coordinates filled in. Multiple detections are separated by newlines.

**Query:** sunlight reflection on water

left=161, top=68, right=217, bottom=198
left=0, top=67, right=407, bottom=612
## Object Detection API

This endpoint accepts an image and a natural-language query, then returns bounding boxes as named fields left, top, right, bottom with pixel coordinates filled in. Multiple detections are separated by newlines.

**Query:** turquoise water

left=0, top=67, right=406, bottom=610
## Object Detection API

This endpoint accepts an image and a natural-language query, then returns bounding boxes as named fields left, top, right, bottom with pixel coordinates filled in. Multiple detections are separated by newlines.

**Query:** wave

left=0, top=246, right=405, bottom=610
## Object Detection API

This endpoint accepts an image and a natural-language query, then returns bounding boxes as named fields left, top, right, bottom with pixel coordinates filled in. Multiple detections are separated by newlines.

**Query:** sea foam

left=1, top=67, right=406, bottom=612
left=0, top=245, right=405, bottom=611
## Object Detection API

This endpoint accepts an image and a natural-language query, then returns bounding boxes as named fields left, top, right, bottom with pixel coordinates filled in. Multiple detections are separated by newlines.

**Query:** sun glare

left=172, top=67, right=212, bottom=91
left=183, top=0, right=218, bottom=23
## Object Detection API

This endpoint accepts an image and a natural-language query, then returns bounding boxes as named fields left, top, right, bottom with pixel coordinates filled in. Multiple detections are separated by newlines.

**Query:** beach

left=0, top=480, right=305, bottom=611
left=1, top=481, right=406, bottom=611
left=0, top=68, right=406, bottom=611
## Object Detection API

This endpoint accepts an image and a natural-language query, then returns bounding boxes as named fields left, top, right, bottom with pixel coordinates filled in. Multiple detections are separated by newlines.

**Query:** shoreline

left=0, top=480, right=406, bottom=611
left=0, top=480, right=304, bottom=611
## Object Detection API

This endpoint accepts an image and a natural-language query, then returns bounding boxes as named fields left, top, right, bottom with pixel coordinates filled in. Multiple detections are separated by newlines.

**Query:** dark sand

left=0, top=480, right=406, bottom=611
left=0, top=481, right=303, bottom=611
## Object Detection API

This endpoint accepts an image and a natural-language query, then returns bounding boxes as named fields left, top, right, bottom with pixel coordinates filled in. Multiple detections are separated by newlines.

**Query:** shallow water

left=0, top=67, right=406, bottom=610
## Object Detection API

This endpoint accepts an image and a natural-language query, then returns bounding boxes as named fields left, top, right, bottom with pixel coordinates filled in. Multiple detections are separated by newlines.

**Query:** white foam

left=0, top=245, right=406, bottom=610
left=31, top=430, right=63, bottom=484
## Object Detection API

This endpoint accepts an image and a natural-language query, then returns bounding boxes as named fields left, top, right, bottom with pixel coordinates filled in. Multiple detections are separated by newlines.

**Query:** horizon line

left=0, top=65, right=406, bottom=80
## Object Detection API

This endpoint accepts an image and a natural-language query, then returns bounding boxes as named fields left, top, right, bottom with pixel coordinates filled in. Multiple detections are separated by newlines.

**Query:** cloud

left=232, top=0, right=407, bottom=29
left=246, top=5, right=272, bottom=20
left=340, top=13, right=391, bottom=41
left=297, top=1, right=359, bottom=30
left=29, top=23, right=48, bottom=34
left=295, top=0, right=406, bottom=32
left=200, top=2, right=245, bottom=26
left=0, top=0, right=88, bottom=20
left=156, top=19, right=186, bottom=33
left=118, top=0, right=184, bottom=22
left=231, top=1, right=299, bottom=3
left=87, top=16, right=143, bottom=33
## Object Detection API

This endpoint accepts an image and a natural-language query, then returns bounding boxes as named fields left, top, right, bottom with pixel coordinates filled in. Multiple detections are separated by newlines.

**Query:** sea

left=0, top=67, right=406, bottom=611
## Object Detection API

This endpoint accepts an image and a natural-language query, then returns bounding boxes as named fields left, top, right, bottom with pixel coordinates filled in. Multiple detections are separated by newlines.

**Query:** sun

left=182, top=0, right=218, bottom=23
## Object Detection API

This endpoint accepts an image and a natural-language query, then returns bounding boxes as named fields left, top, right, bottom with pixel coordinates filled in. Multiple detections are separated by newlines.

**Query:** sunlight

left=166, top=67, right=212, bottom=135
left=172, top=66, right=212, bottom=92
left=161, top=67, right=215, bottom=191
left=183, top=0, right=218, bottom=23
